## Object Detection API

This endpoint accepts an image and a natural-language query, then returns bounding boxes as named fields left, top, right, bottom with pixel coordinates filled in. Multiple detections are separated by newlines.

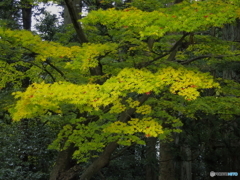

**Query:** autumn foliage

left=1, top=1, right=240, bottom=179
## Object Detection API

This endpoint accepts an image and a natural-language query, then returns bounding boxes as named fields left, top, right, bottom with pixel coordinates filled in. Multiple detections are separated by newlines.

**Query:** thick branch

left=169, top=33, right=190, bottom=52
left=50, top=144, right=76, bottom=180
left=58, top=165, right=82, bottom=180
left=80, top=94, right=150, bottom=180
left=167, top=32, right=190, bottom=61
left=118, top=94, right=149, bottom=123
left=89, top=61, right=104, bottom=77
left=174, top=0, right=183, bottom=4
left=110, top=144, right=136, bottom=160
left=64, top=0, right=105, bottom=78
left=64, top=0, right=88, bottom=43
left=79, top=142, right=118, bottom=180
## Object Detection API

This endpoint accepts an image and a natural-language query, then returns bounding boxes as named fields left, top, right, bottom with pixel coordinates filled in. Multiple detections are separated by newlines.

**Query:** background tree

left=0, top=0, right=65, bottom=179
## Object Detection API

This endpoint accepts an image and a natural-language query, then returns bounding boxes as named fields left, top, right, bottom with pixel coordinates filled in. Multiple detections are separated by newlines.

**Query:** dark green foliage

left=101, top=145, right=146, bottom=180
left=0, top=0, right=21, bottom=29
left=170, top=114, right=240, bottom=180
left=34, top=10, right=63, bottom=41
left=0, top=117, right=57, bottom=180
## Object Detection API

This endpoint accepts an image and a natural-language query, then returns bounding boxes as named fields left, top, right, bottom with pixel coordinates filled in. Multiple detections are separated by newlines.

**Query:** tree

left=0, top=117, right=57, bottom=180
left=0, top=0, right=21, bottom=29
left=0, top=1, right=65, bottom=179
left=1, top=0, right=240, bottom=179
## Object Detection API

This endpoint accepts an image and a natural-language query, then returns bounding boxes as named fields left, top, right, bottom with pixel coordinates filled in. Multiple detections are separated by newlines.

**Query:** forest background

left=0, top=0, right=240, bottom=179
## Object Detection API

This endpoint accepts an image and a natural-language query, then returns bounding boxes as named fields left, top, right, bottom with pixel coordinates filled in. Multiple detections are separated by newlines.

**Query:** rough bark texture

left=64, top=0, right=105, bottom=78
left=59, top=165, right=82, bottom=180
left=50, top=1, right=105, bottom=177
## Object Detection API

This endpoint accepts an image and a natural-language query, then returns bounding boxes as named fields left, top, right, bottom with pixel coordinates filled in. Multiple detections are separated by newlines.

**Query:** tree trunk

left=64, top=0, right=88, bottom=43
left=159, top=142, right=176, bottom=180
left=222, top=19, right=240, bottom=42
left=64, top=0, right=82, bottom=25
left=180, top=146, right=192, bottom=180
left=50, top=144, right=79, bottom=180
left=146, top=137, right=158, bottom=180
left=21, top=0, right=32, bottom=30
left=80, top=142, right=118, bottom=180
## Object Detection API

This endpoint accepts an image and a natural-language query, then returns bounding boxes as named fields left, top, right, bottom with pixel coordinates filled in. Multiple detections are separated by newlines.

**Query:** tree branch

left=110, top=144, right=136, bottom=160
left=25, top=61, right=56, bottom=82
left=64, top=0, right=106, bottom=79
left=45, top=59, right=66, bottom=79
left=178, top=54, right=240, bottom=65
left=64, top=0, right=88, bottom=43
left=167, top=32, right=190, bottom=61
left=80, top=94, right=150, bottom=180
left=137, top=33, right=190, bottom=68
left=58, top=165, right=82, bottom=180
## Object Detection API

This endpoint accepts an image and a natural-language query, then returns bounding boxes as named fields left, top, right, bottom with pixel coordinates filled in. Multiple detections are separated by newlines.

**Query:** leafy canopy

left=3, top=0, right=240, bottom=162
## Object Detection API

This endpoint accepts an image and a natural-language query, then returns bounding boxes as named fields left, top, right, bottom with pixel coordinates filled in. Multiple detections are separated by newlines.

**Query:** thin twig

left=27, top=61, right=56, bottom=82
left=178, top=54, right=240, bottom=65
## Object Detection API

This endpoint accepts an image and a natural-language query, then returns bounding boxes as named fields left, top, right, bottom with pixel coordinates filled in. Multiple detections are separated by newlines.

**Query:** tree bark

left=180, top=146, right=192, bottom=180
left=222, top=19, right=240, bottom=42
left=64, top=0, right=106, bottom=79
left=80, top=142, right=118, bottom=180
left=21, top=0, right=32, bottom=30
left=64, top=0, right=88, bottom=43
left=146, top=137, right=158, bottom=180
left=64, top=0, right=82, bottom=25
left=159, top=142, right=176, bottom=180
left=50, top=144, right=78, bottom=180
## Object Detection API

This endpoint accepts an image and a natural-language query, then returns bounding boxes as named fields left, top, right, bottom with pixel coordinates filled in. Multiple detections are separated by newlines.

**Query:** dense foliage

left=1, top=0, right=240, bottom=179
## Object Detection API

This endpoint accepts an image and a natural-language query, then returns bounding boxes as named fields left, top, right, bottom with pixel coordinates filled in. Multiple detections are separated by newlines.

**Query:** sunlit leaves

left=104, top=117, right=164, bottom=139
left=65, top=42, right=118, bottom=73
left=11, top=66, right=218, bottom=121
left=136, top=105, right=152, bottom=115
left=0, top=28, right=76, bottom=61
left=4, top=0, right=240, bottom=166
left=82, top=0, right=240, bottom=39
